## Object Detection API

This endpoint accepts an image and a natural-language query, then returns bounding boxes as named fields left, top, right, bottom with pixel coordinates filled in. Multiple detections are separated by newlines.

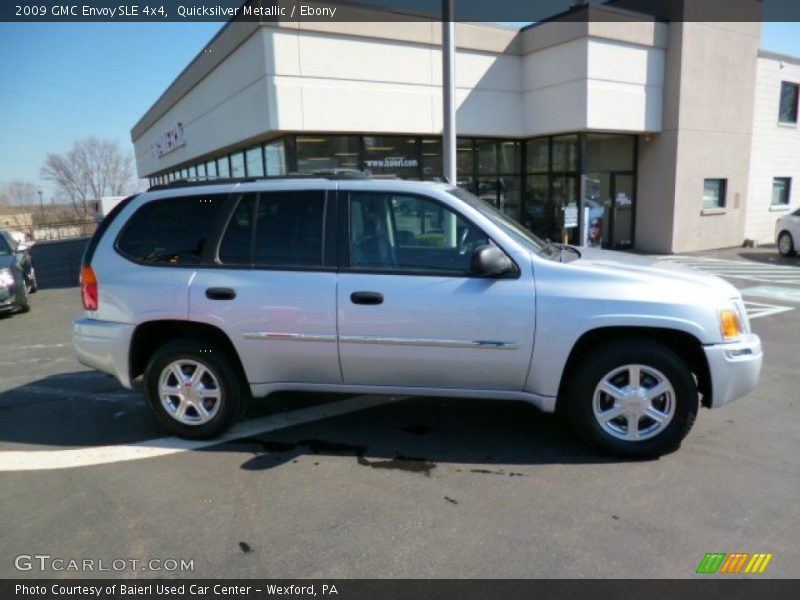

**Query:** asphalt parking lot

left=0, top=245, right=798, bottom=579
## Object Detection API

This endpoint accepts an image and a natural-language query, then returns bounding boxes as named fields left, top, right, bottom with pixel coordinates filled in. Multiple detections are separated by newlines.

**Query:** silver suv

left=73, top=176, right=762, bottom=457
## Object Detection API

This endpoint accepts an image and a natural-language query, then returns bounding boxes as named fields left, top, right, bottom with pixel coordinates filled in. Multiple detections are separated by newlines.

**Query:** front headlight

left=0, top=268, right=15, bottom=288
left=719, top=308, right=743, bottom=340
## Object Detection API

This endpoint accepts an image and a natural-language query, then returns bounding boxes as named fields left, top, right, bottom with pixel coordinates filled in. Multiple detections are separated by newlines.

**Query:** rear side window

left=254, top=191, right=325, bottom=267
left=217, top=190, right=327, bottom=268
left=117, top=195, right=226, bottom=264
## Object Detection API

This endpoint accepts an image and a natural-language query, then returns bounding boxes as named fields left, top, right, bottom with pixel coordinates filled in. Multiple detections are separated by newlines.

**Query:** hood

left=572, top=247, right=741, bottom=298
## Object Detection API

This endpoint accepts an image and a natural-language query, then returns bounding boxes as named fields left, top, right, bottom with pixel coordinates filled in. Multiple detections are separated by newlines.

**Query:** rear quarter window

left=116, top=195, right=227, bottom=265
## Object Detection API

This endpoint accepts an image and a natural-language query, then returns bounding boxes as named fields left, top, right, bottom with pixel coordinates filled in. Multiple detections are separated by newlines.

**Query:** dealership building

left=131, top=2, right=800, bottom=254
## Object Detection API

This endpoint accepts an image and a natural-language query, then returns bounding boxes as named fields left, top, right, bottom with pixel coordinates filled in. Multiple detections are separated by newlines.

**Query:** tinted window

left=253, top=191, right=325, bottom=267
left=117, top=195, right=226, bottom=264
left=703, top=179, right=727, bottom=210
left=779, top=82, right=799, bottom=125
left=349, top=192, right=489, bottom=273
left=219, top=194, right=256, bottom=265
left=0, top=233, right=10, bottom=256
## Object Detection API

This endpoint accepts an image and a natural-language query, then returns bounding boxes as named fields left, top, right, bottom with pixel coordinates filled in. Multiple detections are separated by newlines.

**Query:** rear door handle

left=350, top=291, right=384, bottom=305
left=206, top=287, right=236, bottom=301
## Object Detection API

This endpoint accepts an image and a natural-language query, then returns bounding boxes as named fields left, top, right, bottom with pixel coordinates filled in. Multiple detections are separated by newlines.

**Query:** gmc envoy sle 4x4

left=74, top=176, right=762, bottom=457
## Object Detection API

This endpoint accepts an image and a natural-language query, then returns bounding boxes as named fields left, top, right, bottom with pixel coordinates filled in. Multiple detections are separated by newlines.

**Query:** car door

left=189, top=183, right=341, bottom=386
left=337, top=188, right=536, bottom=391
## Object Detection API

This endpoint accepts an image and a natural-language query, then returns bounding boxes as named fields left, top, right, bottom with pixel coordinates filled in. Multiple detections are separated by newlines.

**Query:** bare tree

left=0, top=181, right=37, bottom=238
left=41, top=137, right=135, bottom=223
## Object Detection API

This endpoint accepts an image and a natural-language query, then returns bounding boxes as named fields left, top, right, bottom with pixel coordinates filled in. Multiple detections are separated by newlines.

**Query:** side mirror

left=471, top=245, right=515, bottom=277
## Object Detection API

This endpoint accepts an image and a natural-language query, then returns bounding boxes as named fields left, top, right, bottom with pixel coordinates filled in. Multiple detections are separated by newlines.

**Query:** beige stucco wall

left=637, top=21, right=761, bottom=254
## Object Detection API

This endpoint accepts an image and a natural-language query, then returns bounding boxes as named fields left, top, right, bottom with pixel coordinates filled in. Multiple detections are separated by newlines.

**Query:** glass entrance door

left=610, top=174, right=634, bottom=249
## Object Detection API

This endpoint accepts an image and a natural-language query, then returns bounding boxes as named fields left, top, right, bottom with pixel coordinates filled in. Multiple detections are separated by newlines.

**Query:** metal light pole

left=442, top=0, right=456, bottom=184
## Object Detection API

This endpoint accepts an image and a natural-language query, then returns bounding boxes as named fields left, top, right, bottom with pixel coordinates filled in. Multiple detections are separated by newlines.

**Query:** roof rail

left=147, top=169, right=373, bottom=191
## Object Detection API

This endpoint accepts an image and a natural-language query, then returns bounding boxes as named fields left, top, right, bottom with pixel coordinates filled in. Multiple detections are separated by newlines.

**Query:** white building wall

left=745, top=56, right=800, bottom=243
left=134, top=29, right=270, bottom=177
left=266, top=29, right=524, bottom=137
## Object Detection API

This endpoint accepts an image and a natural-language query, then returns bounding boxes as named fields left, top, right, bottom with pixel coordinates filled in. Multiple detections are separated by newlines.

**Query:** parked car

left=73, top=177, right=762, bottom=457
left=0, top=229, right=37, bottom=314
left=776, top=207, right=800, bottom=257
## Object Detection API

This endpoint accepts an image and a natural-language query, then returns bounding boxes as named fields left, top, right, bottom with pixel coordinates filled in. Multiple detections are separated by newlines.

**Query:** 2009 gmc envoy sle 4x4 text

left=73, top=175, right=762, bottom=457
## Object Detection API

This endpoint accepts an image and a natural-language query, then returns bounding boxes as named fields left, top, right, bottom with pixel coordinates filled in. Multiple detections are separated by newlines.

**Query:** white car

left=73, top=175, right=762, bottom=458
left=776, top=207, right=800, bottom=257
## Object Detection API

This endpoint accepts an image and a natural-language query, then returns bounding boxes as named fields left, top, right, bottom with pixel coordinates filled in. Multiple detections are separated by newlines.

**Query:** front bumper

left=703, top=334, right=763, bottom=408
left=73, top=317, right=136, bottom=389
left=0, top=284, right=18, bottom=312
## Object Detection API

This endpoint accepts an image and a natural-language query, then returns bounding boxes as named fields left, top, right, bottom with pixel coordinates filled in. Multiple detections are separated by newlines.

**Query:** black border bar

left=3, top=0, right=800, bottom=23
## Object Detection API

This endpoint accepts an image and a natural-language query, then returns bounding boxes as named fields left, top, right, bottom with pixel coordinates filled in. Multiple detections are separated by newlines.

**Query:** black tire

left=16, top=282, right=30, bottom=314
left=144, top=339, right=246, bottom=439
left=566, top=338, right=698, bottom=458
left=778, top=231, right=796, bottom=257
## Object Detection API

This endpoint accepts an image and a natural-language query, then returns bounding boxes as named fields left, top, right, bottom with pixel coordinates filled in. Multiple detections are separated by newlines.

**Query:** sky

left=0, top=20, right=799, bottom=201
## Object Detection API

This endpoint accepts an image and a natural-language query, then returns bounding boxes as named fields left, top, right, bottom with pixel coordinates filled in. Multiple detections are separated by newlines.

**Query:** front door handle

left=206, top=287, right=236, bottom=301
left=350, top=291, right=384, bottom=305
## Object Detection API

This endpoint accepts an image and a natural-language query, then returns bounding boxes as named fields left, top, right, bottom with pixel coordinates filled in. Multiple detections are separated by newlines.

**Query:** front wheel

left=144, top=339, right=245, bottom=439
left=778, top=231, right=796, bottom=257
left=566, top=339, right=698, bottom=458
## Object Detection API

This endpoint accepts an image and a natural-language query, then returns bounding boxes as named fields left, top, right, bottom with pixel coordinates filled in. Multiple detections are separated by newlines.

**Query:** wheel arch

left=555, top=326, right=712, bottom=413
left=130, top=320, right=248, bottom=386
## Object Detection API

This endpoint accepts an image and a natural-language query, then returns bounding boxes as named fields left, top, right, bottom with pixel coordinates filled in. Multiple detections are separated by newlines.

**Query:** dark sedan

left=0, top=229, right=37, bottom=315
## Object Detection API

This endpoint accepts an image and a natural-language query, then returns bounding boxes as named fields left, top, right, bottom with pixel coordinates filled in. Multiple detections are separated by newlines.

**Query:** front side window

left=0, top=234, right=11, bottom=256
left=779, top=81, right=799, bottom=125
left=348, top=192, right=489, bottom=273
left=116, top=195, right=226, bottom=264
left=703, top=179, right=727, bottom=210
left=772, top=177, right=791, bottom=206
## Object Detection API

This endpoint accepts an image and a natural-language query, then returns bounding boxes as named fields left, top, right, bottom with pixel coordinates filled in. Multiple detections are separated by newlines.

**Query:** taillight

left=80, top=265, right=98, bottom=311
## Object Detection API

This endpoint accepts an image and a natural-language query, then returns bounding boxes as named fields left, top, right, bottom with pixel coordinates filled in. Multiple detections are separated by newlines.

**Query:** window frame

left=778, top=81, right=799, bottom=126
left=338, top=190, right=519, bottom=279
left=702, top=178, right=728, bottom=213
left=771, top=177, right=792, bottom=207
left=213, top=190, right=336, bottom=272
left=114, top=193, right=232, bottom=268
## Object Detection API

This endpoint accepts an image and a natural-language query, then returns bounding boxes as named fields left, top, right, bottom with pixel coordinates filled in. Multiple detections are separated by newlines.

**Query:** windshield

left=447, top=187, right=553, bottom=255
left=0, top=234, right=11, bottom=256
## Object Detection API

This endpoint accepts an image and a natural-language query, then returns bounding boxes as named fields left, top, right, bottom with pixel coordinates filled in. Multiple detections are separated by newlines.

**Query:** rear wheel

left=144, top=339, right=245, bottom=439
left=566, top=339, right=698, bottom=458
left=778, top=231, right=795, bottom=257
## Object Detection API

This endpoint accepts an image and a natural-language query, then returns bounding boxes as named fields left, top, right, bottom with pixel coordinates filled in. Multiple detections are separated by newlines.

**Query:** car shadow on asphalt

left=735, top=250, right=799, bottom=267
left=0, top=371, right=639, bottom=466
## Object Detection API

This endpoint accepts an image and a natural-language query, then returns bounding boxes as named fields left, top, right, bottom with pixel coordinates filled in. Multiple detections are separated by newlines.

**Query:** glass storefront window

left=188, top=166, right=197, bottom=179
left=456, top=138, right=473, bottom=181
left=363, top=136, right=419, bottom=178
left=196, top=163, right=206, bottom=180
left=421, top=138, right=442, bottom=180
left=206, top=160, right=217, bottom=179
left=524, top=174, right=550, bottom=237
left=477, top=176, right=521, bottom=221
left=476, top=140, right=520, bottom=174
left=217, top=157, right=230, bottom=178
left=245, top=146, right=264, bottom=177
left=265, top=139, right=287, bottom=176
left=552, top=135, right=579, bottom=172
left=526, top=138, right=549, bottom=174
left=586, top=134, right=634, bottom=172
left=230, top=152, right=245, bottom=178
left=297, top=135, right=360, bottom=172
